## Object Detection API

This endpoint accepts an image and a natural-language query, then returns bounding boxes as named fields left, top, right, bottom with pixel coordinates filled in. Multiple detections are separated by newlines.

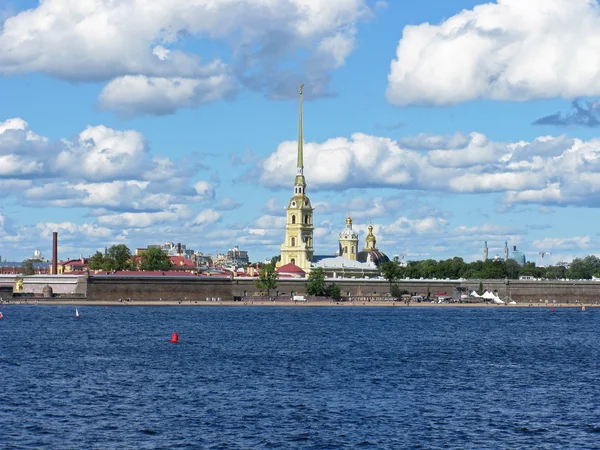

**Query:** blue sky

left=1, top=0, right=600, bottom=266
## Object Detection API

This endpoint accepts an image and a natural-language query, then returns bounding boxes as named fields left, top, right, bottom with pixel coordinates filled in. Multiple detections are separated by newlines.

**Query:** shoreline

left=2, top=300, right=596, bottom=308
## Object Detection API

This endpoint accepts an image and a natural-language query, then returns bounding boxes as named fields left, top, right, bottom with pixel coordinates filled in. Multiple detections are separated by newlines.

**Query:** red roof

left=93, top=271, right=196, bottom=277
left=169, top=256, right=196, bottom=267
left=276, top=263, right=305, bottom=274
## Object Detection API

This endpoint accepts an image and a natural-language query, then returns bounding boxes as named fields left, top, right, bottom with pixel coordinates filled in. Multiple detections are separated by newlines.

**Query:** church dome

left=339, top=216, right=358, bottom=240
left=357, top=249, right=390, bottom=267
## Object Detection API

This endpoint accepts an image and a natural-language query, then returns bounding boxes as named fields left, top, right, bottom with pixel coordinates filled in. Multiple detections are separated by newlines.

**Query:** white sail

left=75, top=308, right=80, bottom=318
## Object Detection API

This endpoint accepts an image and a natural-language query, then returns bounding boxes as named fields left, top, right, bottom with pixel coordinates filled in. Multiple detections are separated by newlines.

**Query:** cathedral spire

left=297, top=83, right=304, bottom=175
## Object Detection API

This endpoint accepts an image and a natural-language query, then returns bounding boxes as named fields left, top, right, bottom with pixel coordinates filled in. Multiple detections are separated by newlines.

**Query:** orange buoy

left=170, top=332, right=179, bottom=344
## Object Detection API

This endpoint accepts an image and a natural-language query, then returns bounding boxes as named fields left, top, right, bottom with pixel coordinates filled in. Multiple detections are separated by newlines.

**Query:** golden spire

left=297, top=83, right=304, bottom=173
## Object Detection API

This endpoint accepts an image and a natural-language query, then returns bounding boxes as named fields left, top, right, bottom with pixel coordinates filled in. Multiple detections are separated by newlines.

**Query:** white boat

left=75, top=308, right=80, bottom=318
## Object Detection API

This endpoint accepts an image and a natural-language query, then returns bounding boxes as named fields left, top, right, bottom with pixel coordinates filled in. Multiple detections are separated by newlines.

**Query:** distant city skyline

left=1, top=0, right=600, bottom=265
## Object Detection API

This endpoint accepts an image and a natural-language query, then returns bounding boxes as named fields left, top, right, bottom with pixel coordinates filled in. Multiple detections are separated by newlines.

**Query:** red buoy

left=551, top=307, right=555, bottom=312
left=0, top=312, right=3, bottom=319
left=170, top=332, right=179, bottom=344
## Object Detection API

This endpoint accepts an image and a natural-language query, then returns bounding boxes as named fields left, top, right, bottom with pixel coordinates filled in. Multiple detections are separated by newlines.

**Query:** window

left=292, top=215, right=296, bottom=224
left=351, top=246, right=355, bottom=253
left=291, top=237, right=296, bottom=246
left=304, top=215, right=309, bottom=224
left=344, top=246, right=348, bottom=254
left=291, top=258, right=295, bottom=265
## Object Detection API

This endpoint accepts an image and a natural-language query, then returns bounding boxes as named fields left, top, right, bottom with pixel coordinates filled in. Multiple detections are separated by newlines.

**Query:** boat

left=75, top=308, right=80, bottom=318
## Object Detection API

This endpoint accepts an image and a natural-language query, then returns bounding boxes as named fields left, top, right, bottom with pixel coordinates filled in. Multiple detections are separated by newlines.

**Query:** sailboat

left=75, top=308, right=80, bottom=318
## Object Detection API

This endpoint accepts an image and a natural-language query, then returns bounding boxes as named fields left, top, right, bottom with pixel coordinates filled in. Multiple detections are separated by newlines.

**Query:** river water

left=1, top=305, right=599, bottom=448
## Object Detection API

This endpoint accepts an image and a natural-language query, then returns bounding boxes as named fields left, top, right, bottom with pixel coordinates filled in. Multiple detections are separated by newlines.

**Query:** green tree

left=505, top=259, right=521, bottom=279
left=327, top=283, right=342, bottom=300
left=254, top=263, right=278, bottom=296
left=390, top=283, right=402, bottom=299
left=270, top=255, right=281, bottom=266
left=105, top=244, right=133, bottom=271
left=546, top=265, right=567, bottom=280
left=306, top=267, right=329, bottom=296
left=21, top=259, right=35, bottom=275
left=140, top=248, right=172, bottom=271
left=380, top=260, right=403, bottom=288
left=88, top=251, right=106, bottom=271
left=477, top=281, right=484, bottom=296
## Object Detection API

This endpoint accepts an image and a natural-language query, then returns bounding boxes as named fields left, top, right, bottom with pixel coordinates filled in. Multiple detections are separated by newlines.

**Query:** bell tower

left=279, top=84, right=314, bottom=270
left=339, top=215, right=359, bottom=260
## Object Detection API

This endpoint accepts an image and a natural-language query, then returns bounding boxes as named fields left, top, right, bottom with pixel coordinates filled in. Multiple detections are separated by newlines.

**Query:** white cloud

left=0, top=0, right=371, bottom=114
left=55, top=125, right=148, bottom=181
left=385, top=217, right=448, bottom=235
left=194, top=181, right=215, bottom=200
left=98, top=206, right=193, bottom=229
left=387, top=0, right=600, bottom=106
left=98, top=74, right=237, bottom=116
left=531, top=236, right=591, bottom=251
left=192, top=209, right=222, bottom=227
left=258, top=130, right=600, bottom=209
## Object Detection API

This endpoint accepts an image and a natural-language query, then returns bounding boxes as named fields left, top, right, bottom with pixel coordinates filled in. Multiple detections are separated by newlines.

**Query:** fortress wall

left=83, top=276, right=600, bottom=303
left=87, top=276, right=232, bottom=301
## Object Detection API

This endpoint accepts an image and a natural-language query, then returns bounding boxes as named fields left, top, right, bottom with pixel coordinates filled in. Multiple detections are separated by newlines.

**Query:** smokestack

left=52, top=232, right=58, bottom=275
left=177, top=243, right=182, bottom=256
left=513, top=246, right=517, bottom=251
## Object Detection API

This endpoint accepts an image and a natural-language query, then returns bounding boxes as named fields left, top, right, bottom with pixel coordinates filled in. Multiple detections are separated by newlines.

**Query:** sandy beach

left=3, top=299, right=596, bottom=308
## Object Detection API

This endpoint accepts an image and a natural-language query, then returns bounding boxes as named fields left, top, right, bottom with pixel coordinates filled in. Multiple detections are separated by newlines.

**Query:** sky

left=1, top=0, right=600, bottom=266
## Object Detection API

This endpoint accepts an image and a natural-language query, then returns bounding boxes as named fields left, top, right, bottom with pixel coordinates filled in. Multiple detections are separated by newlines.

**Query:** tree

left=477, top=281, right=484, bottom=296
left=505, top=259, right=521, bottom=280
left=390, top=283, right=402, bottom=299
left=21, top=259, right=35, bottom=276
left=88, top=251, right=106, bottom=271
left=327, top=283, right=342, bottom=300
left=104, top=245, right=133, bottom=271
left=306, top=267, right=329, bottom=296
left=254, top=263, right=278, bottom=296
left=140, top=248, right=172, bottom=271
left=270, top=255, right=281, bottom=266
left=380, top=260, right=403, bottom=289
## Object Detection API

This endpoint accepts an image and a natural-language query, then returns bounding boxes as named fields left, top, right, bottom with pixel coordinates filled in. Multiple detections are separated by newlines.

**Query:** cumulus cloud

left=0, top=0, right=371, bottom=114
left=0, top=117, right=220, bottom=235
left=387, top=0, right=600, bottom=106
left=98, top=206, right=193, bottom=229
left=55, top=125, right=149, bottom=181
left=192, top=209, right=222, bottom=227
left=98, top=74, right=237, bottom=116
left=534, top=99, right=600, bottom=127
left=258, top=130, right=600, bottom=209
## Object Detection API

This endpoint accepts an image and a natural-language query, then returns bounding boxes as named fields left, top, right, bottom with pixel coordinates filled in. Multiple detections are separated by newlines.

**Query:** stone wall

left=87, top=275, right=232, bottom=301
left=80, top=276, right=600, bottom=303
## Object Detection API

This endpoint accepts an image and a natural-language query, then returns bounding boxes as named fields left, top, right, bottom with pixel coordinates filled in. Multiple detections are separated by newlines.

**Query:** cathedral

left=277, top=85, right=389, bottom=278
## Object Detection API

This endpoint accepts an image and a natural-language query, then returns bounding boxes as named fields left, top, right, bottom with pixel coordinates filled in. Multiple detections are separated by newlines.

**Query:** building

left=57, top=257, right=89, bottom=274
left=277, top=84, right=387, bottom=278
left=339, top=216, right=359, bottom=260
left=483, top=241, right=488, bottom=261
left=510, top=245, right=526, bottom=266
left=356, top=223, right=390, bottom=267
left=227, top=246, right=249, bottom=266
left=278, top=83, right=315, bottom=271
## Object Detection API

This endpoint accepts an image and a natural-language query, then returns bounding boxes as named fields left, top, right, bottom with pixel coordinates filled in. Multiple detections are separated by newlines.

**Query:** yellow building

left=339, top=216, right=359, bottom=260
left=279, top=84, right=314, bottom=271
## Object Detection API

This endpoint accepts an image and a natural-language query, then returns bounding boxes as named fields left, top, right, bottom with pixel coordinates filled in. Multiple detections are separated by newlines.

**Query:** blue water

left=1, top=306, right=599, bottom=449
